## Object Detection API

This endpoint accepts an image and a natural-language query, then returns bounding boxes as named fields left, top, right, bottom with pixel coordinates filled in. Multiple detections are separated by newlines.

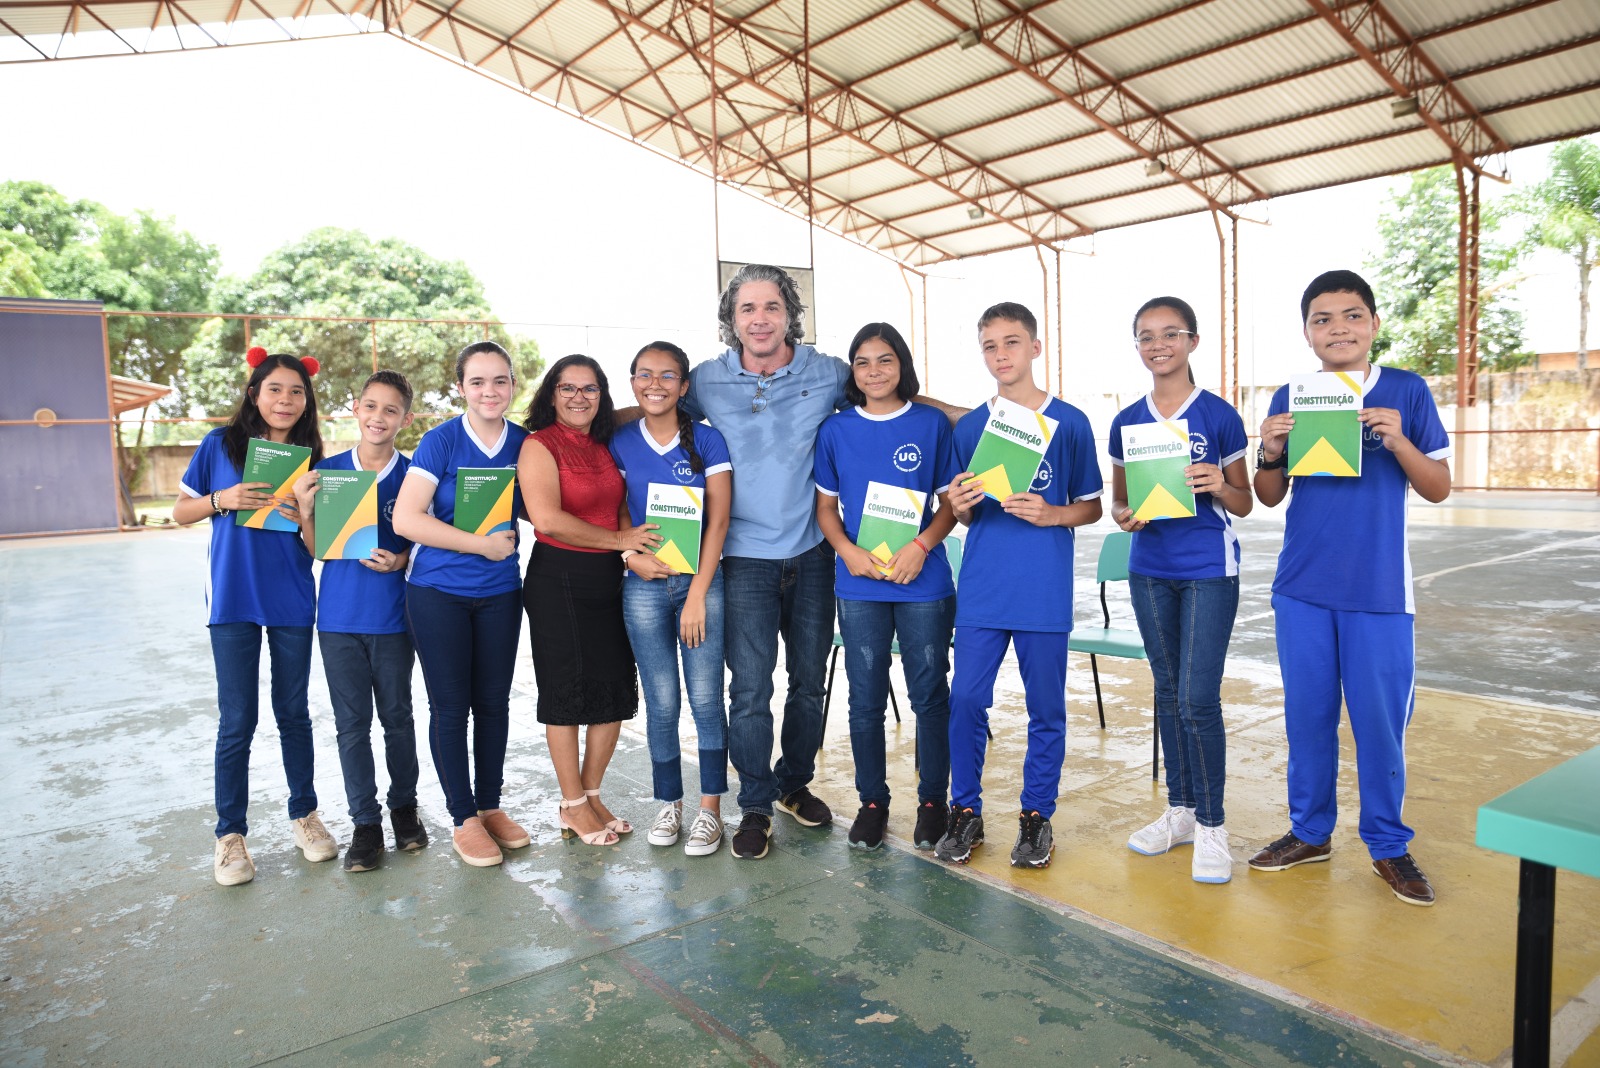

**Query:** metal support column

left=1455, top=163, right=1482, bottom=492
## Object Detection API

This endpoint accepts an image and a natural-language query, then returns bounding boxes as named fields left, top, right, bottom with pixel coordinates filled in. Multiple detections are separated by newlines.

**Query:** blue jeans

left=209, top=623, right=316, bottom=838
left=405, top=583, right=522, bottom=826
left=1129, top=572, right=1238, bottom=827
left=319, top=630, right=419, bottom=827
left=721, top=543, right=835, bottom=816
left=837, top=596, right=954, bottom=807
left=622, top=571, right=729, bottom=802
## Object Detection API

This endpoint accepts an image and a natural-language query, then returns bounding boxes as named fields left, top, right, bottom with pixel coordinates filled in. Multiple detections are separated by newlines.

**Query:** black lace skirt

left=524, top=541, right=638, bottom=726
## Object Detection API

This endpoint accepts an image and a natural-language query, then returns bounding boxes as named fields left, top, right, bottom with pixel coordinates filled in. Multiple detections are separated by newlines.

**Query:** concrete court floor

left=0, top=492, right=1595, bottom=1067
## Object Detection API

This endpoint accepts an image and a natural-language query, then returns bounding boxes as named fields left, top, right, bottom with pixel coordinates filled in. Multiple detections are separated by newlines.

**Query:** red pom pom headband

left=246, top=345, right=319, bottom=377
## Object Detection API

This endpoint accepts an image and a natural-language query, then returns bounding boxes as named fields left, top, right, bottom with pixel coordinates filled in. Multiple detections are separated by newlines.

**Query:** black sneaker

left=391, top=805, right=429, bottom=851
left=1011, top=810, right=1054, bottom=869
left=343, top=823, right=385, bottom=873
left=913, top=800, right=948, bottom=851
left=731, top=813, right=772, bottom=860
left=848, top=803, right=889, bottom=851
left=934, top=805, right=984, bottom=864
left=776, top=787, right=833, bottom=827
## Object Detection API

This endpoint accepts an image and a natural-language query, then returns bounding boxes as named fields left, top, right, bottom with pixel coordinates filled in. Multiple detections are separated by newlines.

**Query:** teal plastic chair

left=1066, top=530, right=1159, bottom=779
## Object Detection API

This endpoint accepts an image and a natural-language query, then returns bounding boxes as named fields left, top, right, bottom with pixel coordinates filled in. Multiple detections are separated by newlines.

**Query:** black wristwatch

left=1256, top=442, right=1287, bottom=471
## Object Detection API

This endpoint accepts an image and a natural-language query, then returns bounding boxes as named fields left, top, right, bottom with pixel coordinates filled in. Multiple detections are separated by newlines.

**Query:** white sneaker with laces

left=648, top=803, right=682, bottom=847
left=293, top=811, right=338, bottom=862
left=1192, top=823, right=1233, bottom=884
left=213, top=833, right=255, bottom=886
left=684, top=808, right=723, bottom=857
left=1127, top=806, right=1196, bottom=856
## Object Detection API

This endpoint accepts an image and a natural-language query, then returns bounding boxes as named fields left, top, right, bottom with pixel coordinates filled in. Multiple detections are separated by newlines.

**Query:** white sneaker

left=1192, top=823, right=1233, bottom=884
left=292, top=811, right=338, bottom=862
left=1127, top=806, right=1196, bottom=856
left=648, top=802, right=682, bottom=846
left=684, top=808, right=723, bottom=857
left=213, top=833, right=255, bottom=886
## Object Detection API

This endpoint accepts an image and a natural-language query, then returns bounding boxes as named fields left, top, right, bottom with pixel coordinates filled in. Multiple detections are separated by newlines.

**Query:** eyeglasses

left=630, top=371, right=682, bottom=384
left=556, top=383, right=602, bottom=397
left=1136, top=330, right=1195, bottom=349
left=751, top=372, right=774, bottom=414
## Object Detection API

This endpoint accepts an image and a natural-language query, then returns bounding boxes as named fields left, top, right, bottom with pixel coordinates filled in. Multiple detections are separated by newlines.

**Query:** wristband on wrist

left=621, top=549, right=638, bottom=562
left=210, top=491, right=230, bottom=516
left=912, top=536, right=930, bottom=555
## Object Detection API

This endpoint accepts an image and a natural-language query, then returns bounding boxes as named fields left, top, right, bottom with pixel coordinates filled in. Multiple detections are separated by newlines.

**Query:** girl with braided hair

left=610, top=342, right=734, bottom=857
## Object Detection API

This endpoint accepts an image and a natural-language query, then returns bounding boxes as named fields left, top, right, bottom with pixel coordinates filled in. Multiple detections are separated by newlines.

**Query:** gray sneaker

left=1011, top=810, right=1054, bottom=869
left=684, top=808, right=723, bottom=857
left=934, top=805, right=984, bottom=864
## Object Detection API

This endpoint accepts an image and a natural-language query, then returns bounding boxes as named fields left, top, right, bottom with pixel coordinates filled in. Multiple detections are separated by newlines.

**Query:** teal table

left=1476, top=745, right=1600, bottom=1068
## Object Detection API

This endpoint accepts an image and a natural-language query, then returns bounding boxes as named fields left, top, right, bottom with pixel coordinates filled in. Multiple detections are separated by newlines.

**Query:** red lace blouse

left=530, top=421, right=625, bottom=553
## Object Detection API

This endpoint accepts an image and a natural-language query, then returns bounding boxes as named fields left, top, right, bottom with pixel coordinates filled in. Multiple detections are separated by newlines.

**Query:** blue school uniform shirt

left=814, top=401, right=960, bottom=603
left=179, top=427, right=315, bottom=627
left=953, top=396, right=1103, bottom=632
left=1107, top=387, right=1248, bottom=580
left=404, top=415, right=529, bottom=597
left=315, top=447, right=412, bottom=634
left=1269, top=365, right=1451, bottom=615
left=609, top=419, right=733, bottom=583
left=683, top=344, right=849, bottom=560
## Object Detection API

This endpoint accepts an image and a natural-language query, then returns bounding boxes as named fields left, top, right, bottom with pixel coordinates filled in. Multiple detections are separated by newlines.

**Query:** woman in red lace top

left=519, top=355, right=661, bottom=846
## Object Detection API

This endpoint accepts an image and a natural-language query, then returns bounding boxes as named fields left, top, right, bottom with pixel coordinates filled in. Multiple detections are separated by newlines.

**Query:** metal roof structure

left=3, top=0, right=1597, bottom=268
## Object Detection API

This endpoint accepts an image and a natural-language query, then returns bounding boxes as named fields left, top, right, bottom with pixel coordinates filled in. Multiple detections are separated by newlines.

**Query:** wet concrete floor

left=1, top=491, right=1597, bottom=1066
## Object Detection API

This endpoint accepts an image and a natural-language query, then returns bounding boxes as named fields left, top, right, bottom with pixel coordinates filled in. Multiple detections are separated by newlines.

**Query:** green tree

left=181, top=228, right=539, bottom=448
left=1365, top=166, right=1529, bottom=375
left=1518, top=138, right=1600, bottom=369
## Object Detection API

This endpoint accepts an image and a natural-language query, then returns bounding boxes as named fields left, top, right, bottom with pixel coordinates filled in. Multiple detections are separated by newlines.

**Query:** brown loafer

left=1247, top=831, right=1332, bottom=871
left=1372, top=853, right=1436, bottom=906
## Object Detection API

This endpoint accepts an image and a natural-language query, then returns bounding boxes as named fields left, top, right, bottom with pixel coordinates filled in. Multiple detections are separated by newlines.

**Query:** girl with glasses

left=610, top=342, right=734, bottom=856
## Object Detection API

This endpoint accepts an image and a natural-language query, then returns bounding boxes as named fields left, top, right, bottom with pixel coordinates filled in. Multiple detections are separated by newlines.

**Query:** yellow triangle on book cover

left=869, top=541, right=893, bottom=563
left=1134, top=481, right=1196, bottom=521
left=655, top=539, right=695, bottom=575
left=1289, top=435, right=1358, bottom=477
left=974, top=463, right=1013, bottom=500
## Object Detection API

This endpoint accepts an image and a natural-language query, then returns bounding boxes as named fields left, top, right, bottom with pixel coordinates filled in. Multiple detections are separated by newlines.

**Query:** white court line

left=1494, top=966, right=1600, bottom=1068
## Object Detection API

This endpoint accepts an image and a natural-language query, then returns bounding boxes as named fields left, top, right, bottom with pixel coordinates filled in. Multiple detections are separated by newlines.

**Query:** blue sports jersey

left=404, top=415, right=529, bottom=597
left=1269, top=365, right=1450, bottom=614
left=814, top=402, right=960, bottom=603
left=953, top=396, right=1103, bottom=632
left=179, top=427, right=315, bottom=627
left=610, top=419, right=733, bottom=583
left=315, top=448, right=413, bottom=634
left=1108, top=387, right=1248, bottom=580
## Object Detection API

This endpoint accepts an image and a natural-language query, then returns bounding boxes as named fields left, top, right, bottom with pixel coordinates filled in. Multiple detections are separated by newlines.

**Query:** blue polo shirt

left=684, top=343, right=849, bottom=560
left=404, top=415, right=529, bottom=597
left=315, top=447, right=412, bottom=635
left=610, top=419, right=733, bottom=582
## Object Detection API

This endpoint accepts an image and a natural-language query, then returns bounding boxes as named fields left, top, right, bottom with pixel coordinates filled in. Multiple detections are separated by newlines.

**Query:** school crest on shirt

left=1031, top=459, right=1054, bottom=492
left=1361, top=424, right=1385, bottom=452
left=672, top=458, right=696, bottom=484
left=382, top=498, right=397, bottom=524
left=892, top=443, right=923, bottom=472
left=1189, top=432, right=1210, bottom=461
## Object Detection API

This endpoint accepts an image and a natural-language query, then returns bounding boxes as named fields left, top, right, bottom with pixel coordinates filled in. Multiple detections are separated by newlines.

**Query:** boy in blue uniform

left=1250, top=270, right=1452, bottom=906
left=295, top=371, right=429, bottom=872
left=936, top=302, right=1103, bottom=869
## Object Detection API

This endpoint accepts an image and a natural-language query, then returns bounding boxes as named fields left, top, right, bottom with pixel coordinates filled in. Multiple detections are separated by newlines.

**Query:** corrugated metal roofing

left=2, top=0, right=1597, bottom=265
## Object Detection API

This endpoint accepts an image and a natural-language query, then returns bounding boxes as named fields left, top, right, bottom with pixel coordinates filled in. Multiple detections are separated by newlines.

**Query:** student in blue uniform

left=814, top=322, right=960, bottom=852
left=611, top=342, right=734, bottom=858
left=293, top=370, right=428, bottom=873
left=1250, top=269, right=1452, bottom=907
left=174, top=346, right=334, bottom=887
left=393, top=341, right=531, bottom=869
left=1107, top=297, right=1253, bottom=885
left=936, top=303, right=1103, bottom=870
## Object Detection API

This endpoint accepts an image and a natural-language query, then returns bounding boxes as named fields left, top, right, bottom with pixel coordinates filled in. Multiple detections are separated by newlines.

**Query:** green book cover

left=855, top=481, right=926, bottom=575
left=1123, top=420, right=1196, bottom=520
left=963, top=398, right=1059, bottom=501
left=313, top=469, right=378, bottom=561
left=454, top=468, right=516, bottom=535
left=1287, top=371, right=1364, bottom=477
left=645, top=482, right=703, bottom=575
left=234, top=438, right=312, bottom=532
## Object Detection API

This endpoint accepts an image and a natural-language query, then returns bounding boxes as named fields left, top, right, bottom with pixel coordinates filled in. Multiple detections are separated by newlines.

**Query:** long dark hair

left=631, top=341, right=701, bottom=474
left=844, top=322, right=920, bottom=407
left=1132, top=296, right=1199, bottom=386
left=526, top=354, right=615, bottom=443
left=222, top=353, right=324, bottom=469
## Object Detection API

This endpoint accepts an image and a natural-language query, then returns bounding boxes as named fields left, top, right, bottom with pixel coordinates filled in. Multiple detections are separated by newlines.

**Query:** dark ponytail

left=632, top=341, right=701, bottom=473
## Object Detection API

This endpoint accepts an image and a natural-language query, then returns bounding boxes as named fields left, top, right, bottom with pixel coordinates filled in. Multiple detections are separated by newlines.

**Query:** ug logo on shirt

left=382, top=498, right=397, bottom=524
left=1031, top=459, right=1054, bottom=492
left=672, top=458, right=696, bottom=483
left=1189, top=431, right=1210, bottom=461
left=892, top=443, right=923, bottom=472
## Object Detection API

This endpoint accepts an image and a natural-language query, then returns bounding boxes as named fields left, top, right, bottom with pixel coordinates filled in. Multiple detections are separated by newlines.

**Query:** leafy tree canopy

left=1513, top=137, right=1600, bottom=366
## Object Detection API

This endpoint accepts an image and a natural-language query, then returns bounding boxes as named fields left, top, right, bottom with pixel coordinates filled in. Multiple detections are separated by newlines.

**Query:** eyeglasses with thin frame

left=1136, top=330, right=1195, bottom=349
left=556, top=383, right=603, bottom=397
left=629, top=371, right=682, bottom=384
left=751, top=371, right=775, bottom=414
